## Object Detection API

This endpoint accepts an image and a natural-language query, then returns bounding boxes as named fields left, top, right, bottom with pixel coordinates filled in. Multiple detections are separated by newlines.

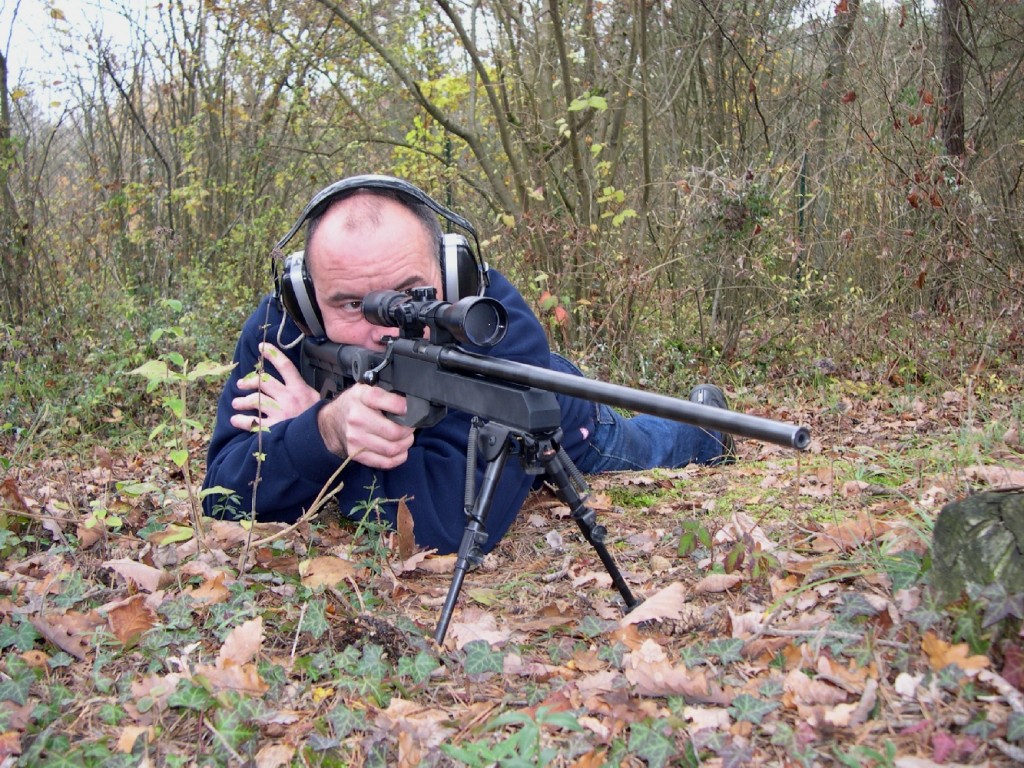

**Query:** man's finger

left=259, top=343, right=303, bottom=384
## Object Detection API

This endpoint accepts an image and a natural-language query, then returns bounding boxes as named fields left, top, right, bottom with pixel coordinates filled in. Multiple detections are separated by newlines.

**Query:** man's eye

left=341, top=300, right=363, bottom=313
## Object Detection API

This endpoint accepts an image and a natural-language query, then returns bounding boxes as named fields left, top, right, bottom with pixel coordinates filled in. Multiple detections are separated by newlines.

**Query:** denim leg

left=573, top=403, right=730, bottom=474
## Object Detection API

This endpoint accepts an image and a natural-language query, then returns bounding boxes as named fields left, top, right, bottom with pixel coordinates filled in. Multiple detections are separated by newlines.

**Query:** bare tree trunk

left=807, top=0, right=861, bottom=276
left=940, top=0, right=965, bottom=158
left=0, top=51, right=26, bottom=322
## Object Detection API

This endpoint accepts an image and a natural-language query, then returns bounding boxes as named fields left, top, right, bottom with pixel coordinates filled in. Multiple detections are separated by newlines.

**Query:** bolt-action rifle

left=300, top=288, right=811, bottom=644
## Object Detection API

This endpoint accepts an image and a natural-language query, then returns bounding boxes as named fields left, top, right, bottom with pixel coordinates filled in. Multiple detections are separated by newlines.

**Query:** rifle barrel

left=436, top=347, right=811, bottom=450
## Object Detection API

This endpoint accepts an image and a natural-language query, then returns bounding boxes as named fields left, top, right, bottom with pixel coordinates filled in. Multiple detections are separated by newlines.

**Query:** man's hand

left=230, top=343, right=320, bottom=431
left=317, top=384, right=415, bottom=469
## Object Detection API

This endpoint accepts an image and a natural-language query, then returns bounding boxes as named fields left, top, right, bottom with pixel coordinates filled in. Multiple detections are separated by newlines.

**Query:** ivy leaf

left=327, top=705, right=366, bottom=739
left=976, top=583, right=1024, bottom=628
left=32, top=749, right=82, bottom=768
left=302, top=599, right=329, bottom=640
left=463, top=639, right=504, bottom=677
left=678, top=643, right=708, bottom=667
left=717, top=739, right=756, bottom=768
left=706, top=638, right=745, bottom=665
left=0, top=657, right=35, bottom=705
left=579, top=615, right=614, bottom=638
left=0, top=618, right=40, bottom=651
left=835, top=592, right=881, bottom=621
left=398, top=650, right=440, bottom=684
left=728, top=693, right=779, bottom=724
left=356, top=644, right=390, bottom=680
left=628, top=721, right=676, bottom=768
left=167, top=679, right=215, bottom=711
left=212, top=706, right=257, bottom=753
left=1007, top=712, right=1024, bottom=742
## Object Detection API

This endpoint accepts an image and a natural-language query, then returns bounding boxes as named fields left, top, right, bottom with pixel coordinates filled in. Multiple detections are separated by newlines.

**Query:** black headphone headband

left=273, top=174, right=488, bottom=339
left=274, top=174, right=479, bottom=254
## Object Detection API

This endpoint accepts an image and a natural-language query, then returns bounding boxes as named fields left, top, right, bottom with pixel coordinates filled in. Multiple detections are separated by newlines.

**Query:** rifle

left=300, top=288, right=811, bottom=644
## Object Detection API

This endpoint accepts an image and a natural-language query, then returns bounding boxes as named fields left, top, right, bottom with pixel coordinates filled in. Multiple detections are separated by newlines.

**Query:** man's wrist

left=317, top=400, right=347, bottom=458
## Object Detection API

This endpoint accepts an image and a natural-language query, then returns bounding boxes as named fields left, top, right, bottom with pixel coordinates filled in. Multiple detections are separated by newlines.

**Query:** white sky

left=1, top=0, right=142, bottom=108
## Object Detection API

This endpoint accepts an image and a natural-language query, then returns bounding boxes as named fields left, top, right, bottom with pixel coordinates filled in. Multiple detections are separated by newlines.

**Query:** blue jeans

left=550, top=354, right=730, bottom=474
left=572, top=403, right=730, bottom=473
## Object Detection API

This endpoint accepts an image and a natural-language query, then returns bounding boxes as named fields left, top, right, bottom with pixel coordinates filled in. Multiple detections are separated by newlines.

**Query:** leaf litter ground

left=2, top=382, right=1023, bottom=767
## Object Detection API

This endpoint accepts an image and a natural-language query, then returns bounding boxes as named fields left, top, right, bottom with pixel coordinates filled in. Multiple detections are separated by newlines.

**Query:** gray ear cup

left=278, top=250, right=326, bottom=339
left=441, top=233, right=481, bottom=302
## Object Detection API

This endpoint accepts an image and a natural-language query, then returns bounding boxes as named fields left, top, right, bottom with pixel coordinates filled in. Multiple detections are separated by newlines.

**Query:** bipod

left=433, top=421, right=640, bottom=645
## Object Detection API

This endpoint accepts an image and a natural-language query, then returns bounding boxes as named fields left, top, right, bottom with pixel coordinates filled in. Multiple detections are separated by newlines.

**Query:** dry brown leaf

left=575, top=669, right=620, bottom=697
left=963, top=464, right=1024, bottom=487
left=693, top=572, right=744, bottom=594
left=192, top=617, right=269, bottom=694
left=397, top=497, right=416, bottom=560
left=299, top=555, right=357, bottom=588
left=391, top=549, right=454, bottom=575
left=0, top=477, right=31, bottom=519
left=810, top=513, right=892, bottom=553
left=131, top=672, right=184, bottom=711
left=783, top=668, right=849, bottom=707
left=219, top=617, right=263, bottom=667
left=683, top=706, right=732, bottom=731
left=108, top=593, right=158, bottom=646
left=20, top=650, right=49, bottom=669
left=376, top=698, right=452, bottom=768
left=195, top=661, right=269, bottom=695
left=623, top=639, right=732, bottom=704
left=922, top=631, right=990, bottom=674
left=103, top=558, right=171, bottom=593
left=619, top=581, right=689, bottom=626
left=188, top=571, right=230, bottom=604
left=29, top=613, right=94, bottom=660
left=255, top=743, right=296, bottom=768
left=448, top=609, right=511, bottom=649
left=503, top=653, right=569, bottom=679
left=115, top=725, right=154, bottom=754
left=715, top=513, right=775, bottom=551
left=0, top=730, right=21, bottom=760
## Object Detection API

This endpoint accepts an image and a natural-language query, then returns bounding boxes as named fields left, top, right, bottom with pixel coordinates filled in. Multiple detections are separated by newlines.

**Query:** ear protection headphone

left=272, top=174, right=489, bottom=339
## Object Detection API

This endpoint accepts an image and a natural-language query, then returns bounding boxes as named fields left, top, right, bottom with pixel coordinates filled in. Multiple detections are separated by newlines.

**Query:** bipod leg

left=434, top=424, right=513, bottom=646
left=540, top=443, right=640, bottom=612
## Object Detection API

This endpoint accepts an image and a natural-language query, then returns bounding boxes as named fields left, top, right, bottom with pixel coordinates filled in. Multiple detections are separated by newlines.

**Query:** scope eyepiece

left=361, top=288, right=508, bottom=348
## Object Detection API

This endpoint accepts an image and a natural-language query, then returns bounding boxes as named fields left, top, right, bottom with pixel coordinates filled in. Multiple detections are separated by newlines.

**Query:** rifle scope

left=361, top=288, right=508, bottom=348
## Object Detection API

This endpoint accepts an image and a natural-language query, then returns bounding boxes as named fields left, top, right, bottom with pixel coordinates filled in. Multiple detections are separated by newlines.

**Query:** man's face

left=306, top=194, right=442, bottom=348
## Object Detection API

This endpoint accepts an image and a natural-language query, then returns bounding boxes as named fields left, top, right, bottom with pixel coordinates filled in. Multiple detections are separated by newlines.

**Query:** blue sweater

left=203, top=270, right=594, bottom=554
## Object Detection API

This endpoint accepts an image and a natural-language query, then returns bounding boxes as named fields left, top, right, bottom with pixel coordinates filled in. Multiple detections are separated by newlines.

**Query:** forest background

left=1, top=0, right=1024, bottom=766
left=3, top=0, right=1022, bottom=414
